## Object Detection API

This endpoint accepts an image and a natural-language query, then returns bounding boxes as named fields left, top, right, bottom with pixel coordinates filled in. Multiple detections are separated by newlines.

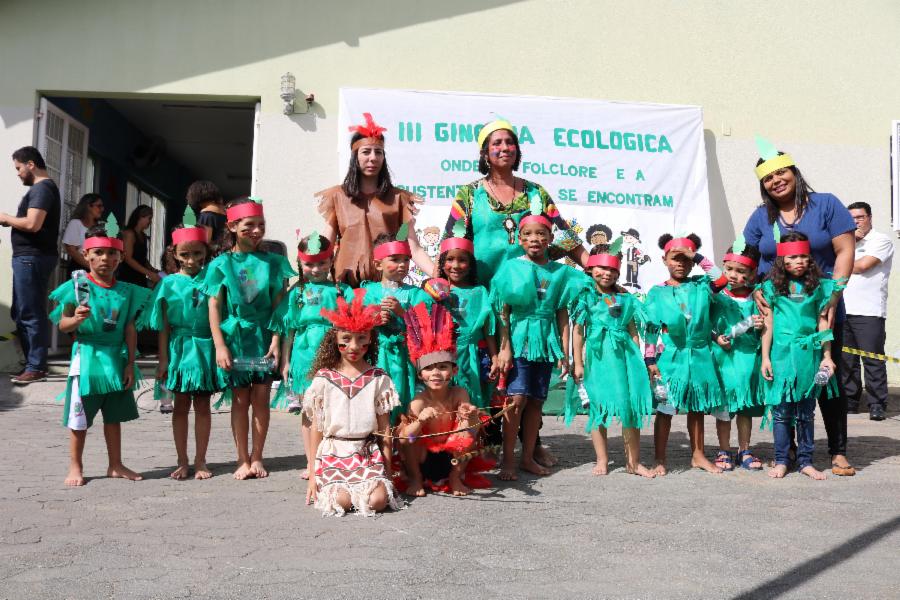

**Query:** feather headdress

left=754, top=134, right=795, bottom=180
left=518, top=191, right=552, bottom=231
left=319, top=288, right=381, bottom=333
left=172, top=207, right=207, bottom=245
left=349, top=113, right=387, bottom=150
left=440, top=219, right=475, bottom=255
left=723, top=234, right=757, bottom=269
left=586, top=236, right=623, bottom=270
left=84, top=213, right=124, bottom=251
left=403, top=302, right=457, bottom=371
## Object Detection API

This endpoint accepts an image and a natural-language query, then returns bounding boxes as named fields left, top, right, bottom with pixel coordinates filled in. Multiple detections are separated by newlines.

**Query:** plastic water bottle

left=727, top=315, right=755, bottom=340
left=652, top=376, right=668, bottom=402
left=813, top=366, right=831, bottom=388
left=231, top=356, right=276, bottom=372
left=158, top=386, right=174, bottom=414
left=72, top=270, right=91, bottom=306
left=578, top=382, right=591, bottom=409
left=382, top=280, right=400, bottom=299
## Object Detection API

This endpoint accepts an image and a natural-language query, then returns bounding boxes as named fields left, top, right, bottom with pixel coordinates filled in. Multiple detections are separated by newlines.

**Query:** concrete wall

left=1, top=1, right=898, bottom=374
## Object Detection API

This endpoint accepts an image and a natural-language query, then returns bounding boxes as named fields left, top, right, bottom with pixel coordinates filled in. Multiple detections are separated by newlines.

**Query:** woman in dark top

left=118, top=205, right=159, bottom=286
left=187, top=180, right=226, bottom=250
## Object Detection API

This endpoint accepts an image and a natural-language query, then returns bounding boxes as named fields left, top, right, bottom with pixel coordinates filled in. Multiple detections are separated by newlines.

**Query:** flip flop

left=831, top=463, right=856, bottom=477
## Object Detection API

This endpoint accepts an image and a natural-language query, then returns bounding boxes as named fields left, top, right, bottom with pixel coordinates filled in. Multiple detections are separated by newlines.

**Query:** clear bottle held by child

left=726, top=315, right=755, bottom=340
left=813, top=366, right=831, bottom=388
left=231, top=356, right=277, bottom=372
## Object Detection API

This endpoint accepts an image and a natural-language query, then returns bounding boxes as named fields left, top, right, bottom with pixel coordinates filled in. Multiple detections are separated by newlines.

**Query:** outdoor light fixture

left=280, top=72, right=315, bottom=115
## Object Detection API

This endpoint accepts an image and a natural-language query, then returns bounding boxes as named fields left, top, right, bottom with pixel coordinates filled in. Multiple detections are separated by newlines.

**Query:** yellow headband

left=477, top=119, right=514, bottom=148
left=755, top=154, right=795, bottom=180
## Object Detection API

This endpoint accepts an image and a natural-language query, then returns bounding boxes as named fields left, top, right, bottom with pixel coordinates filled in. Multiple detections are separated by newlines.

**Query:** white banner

left=338, top=88, right=713, bottom=292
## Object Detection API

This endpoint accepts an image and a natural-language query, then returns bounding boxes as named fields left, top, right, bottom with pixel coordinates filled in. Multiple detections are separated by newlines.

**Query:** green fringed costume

left=202, top=251, right=296, bottom=388
left=710, top=291, right=765, bottom=415
left=565, top=291, right=653, bottom=430
left=444, top=285, right=495, bottom=408
left=268, top=281, right=353, bottom=408
left=643, top=275, right=724, bottom=413
left=760, top=279, right=839, bottom=406
left=49, top=277, right=152, bottom=426
left=361, top=281, right=432, bottom=412
left=140, top=269, right=221, bottom=394
left=489, top=257, right=591, bottom=362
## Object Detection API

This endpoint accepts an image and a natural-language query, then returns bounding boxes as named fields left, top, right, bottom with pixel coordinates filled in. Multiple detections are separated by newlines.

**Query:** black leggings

left=819, top=322, right=848, bottom=457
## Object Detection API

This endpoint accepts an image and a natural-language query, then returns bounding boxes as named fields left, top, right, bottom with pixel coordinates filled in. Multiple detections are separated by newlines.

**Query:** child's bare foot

left=627, top=464, right=657, bottom=479
left=520, top=459, right=551, bottom=476
left=800, top=465, right=826, bottom=480
left=250, top=460, right=268, bottom=478
left=298, top=468, right=309, bottom=480
left=591, top=461, right=609, bottom=476
left=653, top=463, right=668, bottom=476
left=534, top=445, right=559, bottom=467
left=768, top=464, right=788, bottom=479
left=498, top=461, right=519, bottom=481
left=691, top=454, right=723, bottom=474
left=170, top=464, right=190, bottom=480
left=449, top=477, right=471, bottom=496
left=107, top=464, right=143, bottom=481
left=406, top=476, right=426, bottom=497
left=64, top=465, right=86, bottom=487
left=233, top=462, right=255, bottom=480
left=194, top=462, right=212, bottom=480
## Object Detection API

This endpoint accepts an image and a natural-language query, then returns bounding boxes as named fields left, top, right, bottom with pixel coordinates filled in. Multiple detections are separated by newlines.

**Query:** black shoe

left=869, top=405, right=886, bottom=421
left=847, top=403, right=860, bottom=414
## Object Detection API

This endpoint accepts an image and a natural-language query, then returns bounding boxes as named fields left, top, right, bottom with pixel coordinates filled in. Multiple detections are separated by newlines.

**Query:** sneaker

left=11, top=370, right=47, bottom=385
left=869, top=405, right=886, bottom=421
left=9, top=368, right=26, bottom=379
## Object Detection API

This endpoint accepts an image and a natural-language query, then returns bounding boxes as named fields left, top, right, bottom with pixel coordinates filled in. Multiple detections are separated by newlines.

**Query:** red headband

left=776, top=241, right=811, bottom=257
left=83, top=237, right=124, bottom=252
left=439, top=237, right=474, bottom=255
left=519, top=215, right=552, bottom=231
left=723, top=253, right=758, bottom=269
left=663, top=237, right=697, bottom=253
left=297, top=248, right=332, bottom=263
left=226, top=202, right=264, bottom=222
left=373, top=241, right=412, bottom=260
left=586, top=253, right=621, bottom=270
left=172, top=227, right=208, bottom=245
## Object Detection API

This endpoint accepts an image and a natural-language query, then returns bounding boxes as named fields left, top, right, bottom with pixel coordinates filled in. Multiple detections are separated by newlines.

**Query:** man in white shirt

left=842, top=202, right=894, bottom=421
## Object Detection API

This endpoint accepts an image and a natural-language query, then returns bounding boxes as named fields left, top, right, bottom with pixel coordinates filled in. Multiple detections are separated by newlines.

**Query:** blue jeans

left=11, top=255, right=57, bottom=372
left=773, top=396, right=817, bottom=470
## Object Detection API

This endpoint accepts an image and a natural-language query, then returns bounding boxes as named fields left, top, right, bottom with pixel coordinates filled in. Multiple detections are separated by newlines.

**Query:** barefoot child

left=490, top=200, right=591, bottom=480
left=50, top=218, right=151, bottom=486
left=711, top=238, right=766, bottom=471
left=141, top=210, right=219, bottom=480
left=361, top=228, right=431, bottom=413
left=304, top=289, right=403, bottom=516
left=567, top=241, right=655, bottom=478
left=760, top=231, right=840, bottom=480
left=204, top=198, right=295, bottom=480
left=270, top=232, right=351, bottom=479
left=643, top=233, right=726, bottom=475
left=400, top=303, right=484, bottom=496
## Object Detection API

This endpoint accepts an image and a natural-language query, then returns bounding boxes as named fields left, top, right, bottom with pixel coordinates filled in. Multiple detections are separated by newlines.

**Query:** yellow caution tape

left=842, top=347, right=900, bottom=364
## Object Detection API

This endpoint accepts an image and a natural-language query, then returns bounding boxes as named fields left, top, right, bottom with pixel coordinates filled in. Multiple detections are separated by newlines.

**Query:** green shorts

left=63, top=390, right=139, bottom=429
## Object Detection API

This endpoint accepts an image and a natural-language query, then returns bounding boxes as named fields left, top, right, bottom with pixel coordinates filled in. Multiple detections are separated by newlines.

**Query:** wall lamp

left=281, top=72, right=314, bottom=115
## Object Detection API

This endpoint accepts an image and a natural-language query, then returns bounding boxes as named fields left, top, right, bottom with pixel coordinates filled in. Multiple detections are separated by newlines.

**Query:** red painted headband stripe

left=518, top=215, right=552, bottom=230
left=373, top=241, right=412, bottom=260
left=171, top=227, right=208, bottom=245
left=83, top=237, right=124, bottom=251
left=226, top=202, right=264, bottom=222
left=586, top=254, right=621, bottom=270
left=297, top=249, right=332, bottom=263
left=663, top=237, right=697, bottom=253
left=776, top=241, right=811, bottom=257
left=723, top=253, right=758, bottom=269
left=439, top=237, right=474, bottom=255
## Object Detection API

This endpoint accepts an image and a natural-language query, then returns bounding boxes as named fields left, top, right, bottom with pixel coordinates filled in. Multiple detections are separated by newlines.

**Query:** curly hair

left=766, top=232, right=824, bottom=296
left=657, top=233, right=702, bottom=251
left=437, top=247, right=478, bottom=286
left=307, top=328, right=380, bottom=380
left=186, top=180, right=222, bottom=212
left=586, top=223, right=612, bottom=244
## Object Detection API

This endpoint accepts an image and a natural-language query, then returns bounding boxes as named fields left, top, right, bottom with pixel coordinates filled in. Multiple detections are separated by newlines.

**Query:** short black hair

left=586, top=223, right=613, bottom=242
left=12, top=146, right=47, bottom=170
left=847, top=201, right=871, bottom=216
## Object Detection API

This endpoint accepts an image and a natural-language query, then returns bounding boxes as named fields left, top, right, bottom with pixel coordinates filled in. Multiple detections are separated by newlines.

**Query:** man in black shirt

left=1, top=147, right=61, bottom=384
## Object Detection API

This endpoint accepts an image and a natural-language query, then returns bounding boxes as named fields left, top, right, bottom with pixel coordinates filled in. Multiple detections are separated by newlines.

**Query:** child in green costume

left=568, top=243, right=655, bottom=478
left=491, top=212, right=591, bottom=481
left=142, top=217, right=219, bottom=480
left=361, top=231, right=432, bottom=414
left=270, top=233, right=351, bottom=480
left=204, top=198, right=295, bottom=480
left=50, top=224, right=151, bottom=487
left=760, top=232, right=841, bottom=481
left=710, top=241, right=766, bottom=471
left=643, top=233, right=727, bottom=476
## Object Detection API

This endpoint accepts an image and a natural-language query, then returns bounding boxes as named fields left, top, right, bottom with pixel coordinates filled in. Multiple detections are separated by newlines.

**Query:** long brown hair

left=307, top=328, right=380, bottom=380
left=766, top=232, right=824, bottom=296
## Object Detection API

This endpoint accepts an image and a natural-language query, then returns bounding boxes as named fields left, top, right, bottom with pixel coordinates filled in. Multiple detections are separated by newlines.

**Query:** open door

left=36, top=98, right=89, bottom=352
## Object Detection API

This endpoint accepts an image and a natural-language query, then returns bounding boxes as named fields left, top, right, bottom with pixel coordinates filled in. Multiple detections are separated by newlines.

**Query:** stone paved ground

left=1, top=376, right=899, bottom=599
